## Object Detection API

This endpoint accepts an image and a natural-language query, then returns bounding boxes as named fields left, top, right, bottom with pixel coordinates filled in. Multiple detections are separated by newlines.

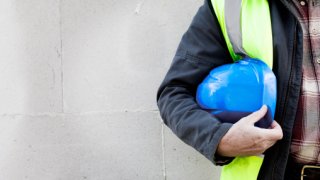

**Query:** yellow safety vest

left=210, top=0, right=273, bottom=179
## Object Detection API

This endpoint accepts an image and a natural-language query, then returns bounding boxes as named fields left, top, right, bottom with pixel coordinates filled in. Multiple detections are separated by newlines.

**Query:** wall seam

left=161, top=122, right=167, bottom=180
left=0, top=110, right=160, bottom=117
left=59, top=0, right=64, bottom=113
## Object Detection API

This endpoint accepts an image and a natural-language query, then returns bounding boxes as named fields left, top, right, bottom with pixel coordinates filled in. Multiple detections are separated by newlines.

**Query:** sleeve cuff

left=206, top=122, right=235, bottom=165
left=213, top=153, right=234, bottom=166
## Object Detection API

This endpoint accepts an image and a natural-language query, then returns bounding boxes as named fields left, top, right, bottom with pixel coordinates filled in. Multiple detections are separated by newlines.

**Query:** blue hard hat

left=196, top=58, right=277, bottom=128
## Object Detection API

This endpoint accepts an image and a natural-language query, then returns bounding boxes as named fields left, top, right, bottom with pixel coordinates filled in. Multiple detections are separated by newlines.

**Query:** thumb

left=241, top=105, right=268, bottom=125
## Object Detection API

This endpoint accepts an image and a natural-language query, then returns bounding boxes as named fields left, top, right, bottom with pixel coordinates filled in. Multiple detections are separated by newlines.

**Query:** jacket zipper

left=270, top=25, right=297, bottom=180
left=272, top=28, right=297, bottom=179
left=271, top=1, right=301, bottom=179
left=282, top=23, right=297, bottom=125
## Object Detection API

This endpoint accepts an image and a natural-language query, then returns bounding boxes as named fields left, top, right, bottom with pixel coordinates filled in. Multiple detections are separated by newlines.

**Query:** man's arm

left=157, top=0, right=233, bottom=165
left=157, top=0, right=283, bottom=164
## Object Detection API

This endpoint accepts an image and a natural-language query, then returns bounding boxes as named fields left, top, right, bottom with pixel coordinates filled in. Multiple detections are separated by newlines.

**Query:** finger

left=267, top=140, right=277, bottom=148
left=242, top=105, right=268, bottom=124
left=256, top=141, right=277, bottom=155
left=260, top=122, right=283, bottom=140
left=269, top=120, right=280, bottom=129
left=270, top=121, right=283, bottom=139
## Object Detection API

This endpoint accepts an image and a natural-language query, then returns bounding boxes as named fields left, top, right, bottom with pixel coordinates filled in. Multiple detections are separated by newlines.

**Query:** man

left=157, top=0, right=320, bottom=179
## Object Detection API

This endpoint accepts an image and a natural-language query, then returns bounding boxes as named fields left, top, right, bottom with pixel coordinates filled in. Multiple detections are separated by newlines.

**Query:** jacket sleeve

left=157, top=0, right=235, bottom=165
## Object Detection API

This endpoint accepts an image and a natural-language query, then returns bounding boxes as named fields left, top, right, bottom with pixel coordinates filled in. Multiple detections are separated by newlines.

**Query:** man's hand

left=217, top=105, right=283, bottom=157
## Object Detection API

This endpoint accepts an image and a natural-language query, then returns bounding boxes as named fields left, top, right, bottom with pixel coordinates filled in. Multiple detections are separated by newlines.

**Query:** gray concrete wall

left=0, top=0, right=221, bottom=179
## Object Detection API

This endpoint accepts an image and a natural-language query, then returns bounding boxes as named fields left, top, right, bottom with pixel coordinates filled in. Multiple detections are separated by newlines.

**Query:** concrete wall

left=0, top=0, right=221, bottom=179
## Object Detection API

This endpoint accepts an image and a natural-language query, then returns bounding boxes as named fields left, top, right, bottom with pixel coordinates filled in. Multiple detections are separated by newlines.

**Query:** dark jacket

left=157, top=0, right=303, bottom=179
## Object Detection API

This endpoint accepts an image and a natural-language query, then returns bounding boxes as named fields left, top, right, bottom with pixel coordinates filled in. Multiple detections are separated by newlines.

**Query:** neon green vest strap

left=211, top=0, right=273, bottom=68
left=220, top=156, right=263, bottom=180
left=210, top=0, right=273, bottom=179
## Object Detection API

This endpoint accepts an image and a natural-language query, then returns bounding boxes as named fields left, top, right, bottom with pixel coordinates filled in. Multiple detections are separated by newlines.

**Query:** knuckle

left=257, top=150, right=265, bottom=155
left=278, top=132, right=284, bottom=139
left=263, top=143, right=270, bottom=150
left=259, top=141, right=270, bottom=151
left=275, top=134, right=282, bottom=140
left=256, top=134, right=264, bottom=141
left=253, top=147, right=265, bottom=155
left=273, top=132, right=283, bottom=140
